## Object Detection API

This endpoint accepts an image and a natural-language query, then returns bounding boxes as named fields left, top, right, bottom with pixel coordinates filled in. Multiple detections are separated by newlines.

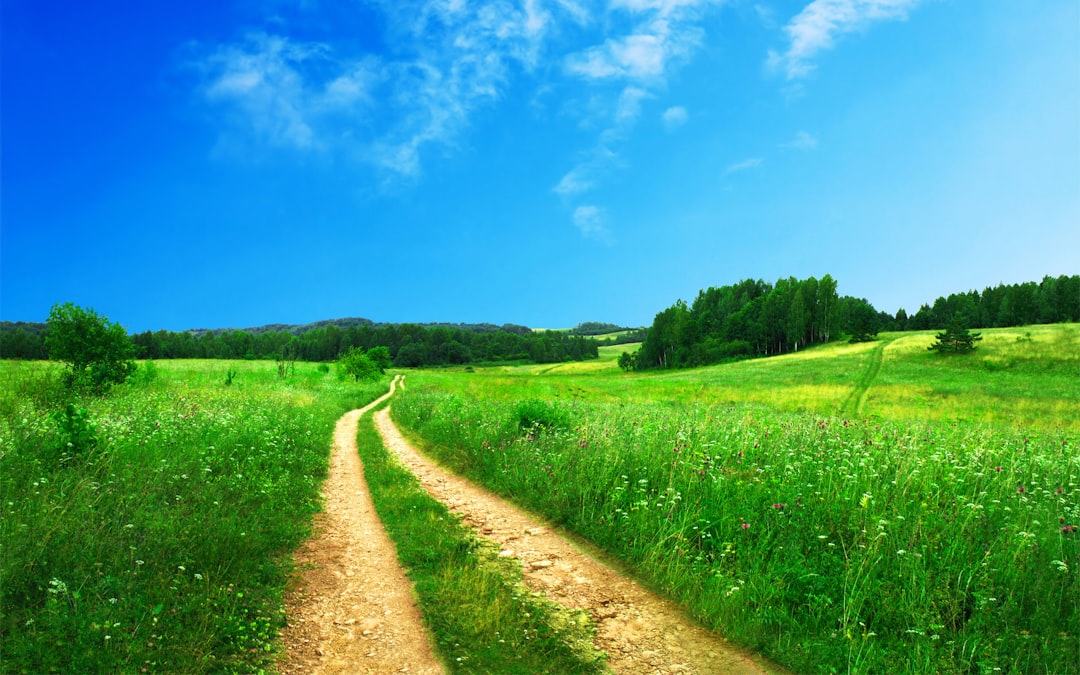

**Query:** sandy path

left=374, top=407, right=787, bottom=675
left=279, top=376, right=444, bottom=675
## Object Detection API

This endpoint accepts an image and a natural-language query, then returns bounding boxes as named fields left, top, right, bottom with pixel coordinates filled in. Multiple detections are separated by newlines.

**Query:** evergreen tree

left=928, top=317, right=982, bottom=355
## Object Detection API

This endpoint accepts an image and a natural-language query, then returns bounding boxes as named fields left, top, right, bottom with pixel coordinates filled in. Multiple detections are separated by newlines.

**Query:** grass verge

left=391, top=388, right=1079, bottom=675
left=0, top=360, right=388, bottom=674
left=354, top=405, right=607, bottom=674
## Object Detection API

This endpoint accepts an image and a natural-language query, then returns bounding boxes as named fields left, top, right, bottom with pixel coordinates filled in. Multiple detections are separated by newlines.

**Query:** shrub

left=44, top=302, right=136, bottom=393
left=514, top=399, right=571, bottom=433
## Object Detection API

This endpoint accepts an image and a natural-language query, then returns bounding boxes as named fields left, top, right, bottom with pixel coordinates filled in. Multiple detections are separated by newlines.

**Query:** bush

left=514, top=399, right=571, bottom=433
left=44, top=303, right=136, bottom=394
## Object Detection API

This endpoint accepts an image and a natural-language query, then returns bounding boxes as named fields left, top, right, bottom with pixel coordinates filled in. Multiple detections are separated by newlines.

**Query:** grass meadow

left=391, top=324, right=1080, bottom=674
left=0, top=360, right=387, bottom=674
left=2, top=323, right=1076, bottom=674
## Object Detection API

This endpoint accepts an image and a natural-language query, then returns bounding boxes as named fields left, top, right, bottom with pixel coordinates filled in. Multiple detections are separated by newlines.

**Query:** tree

left=338, top=346, right=381, bottom=382
left=844, top=298, right=881, bottom=343
left=928, top=317, right=982, bottom=355
left=366, top=346, right=392, bottom=371
left=617, top=350, right=637, bottom=372
left=45, top=302, right=137, bottom=392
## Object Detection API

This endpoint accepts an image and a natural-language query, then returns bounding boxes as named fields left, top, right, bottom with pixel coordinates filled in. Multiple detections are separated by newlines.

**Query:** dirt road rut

left=374, top=407, right=784, bottom=675
left=279, top=377, right=443, bottom=674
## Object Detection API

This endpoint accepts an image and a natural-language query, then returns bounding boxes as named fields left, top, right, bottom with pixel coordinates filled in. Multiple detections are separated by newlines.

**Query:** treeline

left=0, top=322, right=598, bottom=367
left=568, top=322, right=635, bottom=336
left=635, top=276, right=847, bottom=370
left=883, top=275, right=1079, bottom=331
left=633, top=274, right=1079, bottom=371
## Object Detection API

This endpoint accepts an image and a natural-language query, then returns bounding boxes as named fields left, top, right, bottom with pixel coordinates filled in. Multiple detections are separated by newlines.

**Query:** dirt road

left=281, top=378, right=786, bottom=674
left=279, top=376, right=444, bottom=674
left=374, top=407, right=786, bottom=675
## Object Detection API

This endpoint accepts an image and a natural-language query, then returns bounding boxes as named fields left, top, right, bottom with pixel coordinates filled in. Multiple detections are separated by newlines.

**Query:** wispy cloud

left=782, top=130, right=818, bottom=149
left=554, top=0, right=720, bottom=238
left=572, top=205, right=614, bottom=244
left=769, top=0, right=924, bottom=79
left=724, top=157, right=764, bottom=175
left=199, top=33, right=374, bottom=151
left=192, top=1, right=723, bottom=237
left=662, top=105, right=688, bottom=131
left=194, top=1, right=566, bottom=178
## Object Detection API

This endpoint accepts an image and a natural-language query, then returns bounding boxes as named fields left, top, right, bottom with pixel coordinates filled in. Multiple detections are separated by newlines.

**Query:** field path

left=279, top=375, right=444, bottom=675
left=374, top=407, right=787, bottom=675
left=839, top=338, right=892, bottom=418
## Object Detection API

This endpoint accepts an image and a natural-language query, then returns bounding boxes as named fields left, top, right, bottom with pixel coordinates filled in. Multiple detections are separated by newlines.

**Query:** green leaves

left=45, top=302, right=137, bottom=393
left=338, top=346, right=383, bottom=382
left=929, top=317, right=983, bottom=355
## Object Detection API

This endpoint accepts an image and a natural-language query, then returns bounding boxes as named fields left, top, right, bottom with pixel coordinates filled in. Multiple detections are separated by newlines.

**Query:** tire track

left=839, top=339, right=890, bottom=418
left=279, top=376, right=444, bottom=674
left=374, top=407, right=789, bottom=675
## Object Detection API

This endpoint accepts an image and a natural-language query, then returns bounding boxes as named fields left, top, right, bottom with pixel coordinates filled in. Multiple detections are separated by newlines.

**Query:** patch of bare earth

left=279, top=377, right=444, bottom=675
left=374, top=407, right=790, bottom=675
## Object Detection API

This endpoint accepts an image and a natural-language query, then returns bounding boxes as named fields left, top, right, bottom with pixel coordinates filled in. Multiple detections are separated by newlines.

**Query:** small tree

left=45, top=302, right=137, bottom=393
left=366, top=346, right=392, bottom=372
left=338, top=346, right=381, bottom=382
left=618, top=350, right=637, bottom=372
left=846, top=298, right=881, bottom=343
left=928, top=317, right=982, bottom=355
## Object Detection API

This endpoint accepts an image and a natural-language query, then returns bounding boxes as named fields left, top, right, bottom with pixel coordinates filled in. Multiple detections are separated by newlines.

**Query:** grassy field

left=427, top=325, right=1080, bottom=433
left=3, top=324, right=1076, bottom=673
left=0, top=360, right=388, bottom=674
left=391, top=324, right=1080, bottom=674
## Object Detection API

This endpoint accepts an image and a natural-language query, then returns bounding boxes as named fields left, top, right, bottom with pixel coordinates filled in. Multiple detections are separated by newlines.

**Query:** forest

left=0, top=320, right=598, bottom=367
left=634, top=274, right=1079, bottom=370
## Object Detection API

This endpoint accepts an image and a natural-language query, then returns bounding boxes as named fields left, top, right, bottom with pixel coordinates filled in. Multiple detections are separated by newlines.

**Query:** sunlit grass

left=354, top=409, right=606, bottom=673
left=389, top=323, right=1080, bottom=674
left=392, top=387, right=1079, bottom=675
left=0, top=359, right=388, bottom=674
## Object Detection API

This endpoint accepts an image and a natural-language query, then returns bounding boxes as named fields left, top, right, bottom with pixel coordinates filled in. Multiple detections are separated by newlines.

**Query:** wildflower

left=771, top=503, right=785, bottom=510
left=995, top=466, right=1003, bottom=472
left=1017, top=486, right=1026, bottom=494
left=741, top=522, right=751, bottom=530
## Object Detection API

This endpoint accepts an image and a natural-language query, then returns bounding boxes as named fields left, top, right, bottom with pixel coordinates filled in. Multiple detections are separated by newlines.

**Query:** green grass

left=412, top=325, right=1080, bottom=433
left=354, top=408, right=607, bottom=673
left=389, top=324, right=1080, bottom=674
left=0, top=359, right=388, bottom=674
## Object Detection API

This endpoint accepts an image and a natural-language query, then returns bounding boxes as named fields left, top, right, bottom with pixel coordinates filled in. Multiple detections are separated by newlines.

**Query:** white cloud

left=201, top=34, right=339, bottom=150
left=193, top=0, right=721, bottom=190
left=724, top=157, right=764, bottom=175
left=772, top=0, right=924, bottom=79
left=572, top=205, right=614, bottom=243
left=782, top=130, right=818, bottom=149
left=566, top=33, right=668, bottom=80
left=195, top=1, right=561, bottom=177
left=662, top=105, right=688, bottom=131
left=554, top=166, right=596, bottom=196
left=614, top=87, right=651, bottom=126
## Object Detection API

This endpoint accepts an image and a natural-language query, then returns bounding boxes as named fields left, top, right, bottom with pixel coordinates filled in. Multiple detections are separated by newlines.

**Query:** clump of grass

left=392, top=387, right=1079, bottom=675
left=0, top=361, right=389, bottom=674
left=354, top=408, right=607, bottom=674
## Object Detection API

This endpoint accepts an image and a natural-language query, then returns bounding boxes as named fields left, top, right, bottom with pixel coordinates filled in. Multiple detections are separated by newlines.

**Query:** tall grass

left=0, top=360, right=388, bottom=674
left=391, top=383, right=1079, bottom=673
left=354, top=409, right=606, bottom=673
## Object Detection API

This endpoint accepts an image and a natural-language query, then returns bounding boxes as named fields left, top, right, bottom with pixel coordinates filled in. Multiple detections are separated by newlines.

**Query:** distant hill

left=568, top=322, right=642, bottom=336
left=183, top=318, right=534, bottom=337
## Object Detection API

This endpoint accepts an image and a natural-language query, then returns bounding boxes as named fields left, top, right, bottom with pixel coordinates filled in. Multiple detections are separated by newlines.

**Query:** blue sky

left=3, top=0, right=1077, bottom=332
